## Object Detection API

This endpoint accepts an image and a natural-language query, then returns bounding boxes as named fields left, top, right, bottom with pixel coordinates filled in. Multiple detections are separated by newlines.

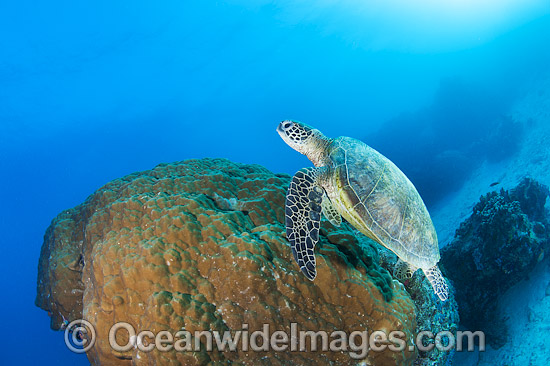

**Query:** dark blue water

left=1, top=2, right=549, bottom=365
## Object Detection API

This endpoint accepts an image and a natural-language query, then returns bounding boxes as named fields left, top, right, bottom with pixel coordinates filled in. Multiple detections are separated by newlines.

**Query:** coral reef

left=440, top=177, right=550, bottom=348
left=378, top=248, right=459, bottom=366
left=36, top=158, right=419, bottom=366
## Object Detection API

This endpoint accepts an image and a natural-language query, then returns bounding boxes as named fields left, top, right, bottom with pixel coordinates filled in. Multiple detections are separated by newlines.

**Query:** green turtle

left=277, top=120, right=448, bottom=301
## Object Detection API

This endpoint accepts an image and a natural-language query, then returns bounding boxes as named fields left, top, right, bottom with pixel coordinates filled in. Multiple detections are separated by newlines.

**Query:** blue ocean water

left=1, top=1, right=549, bottom=365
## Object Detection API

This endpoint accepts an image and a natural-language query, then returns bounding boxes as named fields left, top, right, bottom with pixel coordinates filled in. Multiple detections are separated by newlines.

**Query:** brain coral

left=36, top=158, right=417, bottom=366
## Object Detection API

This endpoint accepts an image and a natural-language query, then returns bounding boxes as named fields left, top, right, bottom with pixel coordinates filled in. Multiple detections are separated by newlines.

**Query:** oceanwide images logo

left=64, top=320, right=485, bottom=358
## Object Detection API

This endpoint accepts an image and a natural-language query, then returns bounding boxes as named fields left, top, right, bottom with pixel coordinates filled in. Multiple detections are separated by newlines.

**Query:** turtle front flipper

left=423, top=265, right=449, bottom=301
left=285, top=168, right=324, bottom=280
left=321, top=193, right=341, bottom=227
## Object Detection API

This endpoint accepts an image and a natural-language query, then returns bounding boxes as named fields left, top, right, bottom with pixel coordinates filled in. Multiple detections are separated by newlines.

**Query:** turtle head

left=277, top=120, right=330, bottom=166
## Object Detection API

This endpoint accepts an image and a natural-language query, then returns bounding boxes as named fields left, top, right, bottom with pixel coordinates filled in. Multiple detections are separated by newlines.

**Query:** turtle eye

left=282, top=121, right=293, bottom=130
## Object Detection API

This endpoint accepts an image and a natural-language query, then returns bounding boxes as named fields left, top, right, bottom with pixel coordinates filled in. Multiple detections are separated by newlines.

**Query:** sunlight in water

left=267, top=0, right=550, bottom=50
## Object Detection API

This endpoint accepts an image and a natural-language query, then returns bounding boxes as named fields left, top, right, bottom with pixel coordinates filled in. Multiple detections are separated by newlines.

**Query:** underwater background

left=1, top=1, right=550, bottom=365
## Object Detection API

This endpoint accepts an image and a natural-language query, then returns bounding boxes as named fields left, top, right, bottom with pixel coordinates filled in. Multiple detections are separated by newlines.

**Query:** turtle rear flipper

left=285, top=168, right=324, bottom=280
left=423, top=265, right=449, bottom=301
left=393, top=258, right=416, bottom=281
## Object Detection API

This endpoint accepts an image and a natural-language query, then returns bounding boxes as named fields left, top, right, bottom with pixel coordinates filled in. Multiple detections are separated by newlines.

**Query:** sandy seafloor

left=431, top=75, right=550, bottom=366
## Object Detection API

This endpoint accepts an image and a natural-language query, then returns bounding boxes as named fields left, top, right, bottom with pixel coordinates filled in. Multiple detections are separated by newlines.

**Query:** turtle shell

left=326, top=137, right=439, bottom=269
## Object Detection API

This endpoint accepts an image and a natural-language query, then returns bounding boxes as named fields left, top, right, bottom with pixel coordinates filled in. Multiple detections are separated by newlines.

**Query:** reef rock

left=36, top=158, right=418, bottom=366
left=440, top=177, right=550, bottom=348
left=378, top=248, right=459, bottom=366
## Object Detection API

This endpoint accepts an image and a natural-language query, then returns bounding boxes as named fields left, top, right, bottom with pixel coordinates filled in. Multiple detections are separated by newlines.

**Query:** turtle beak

left=276, top=121, right=287, bottom=138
